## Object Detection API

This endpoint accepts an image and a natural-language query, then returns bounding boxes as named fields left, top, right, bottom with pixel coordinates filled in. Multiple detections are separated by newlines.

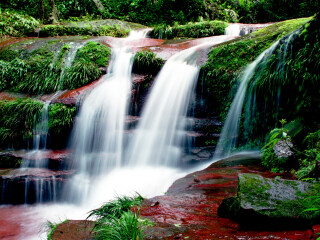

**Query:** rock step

left=125, top=116, right=222, bottom=132
left=0, top=150, right=70, bottom=170
left=0, top=168, right=75, bottom=204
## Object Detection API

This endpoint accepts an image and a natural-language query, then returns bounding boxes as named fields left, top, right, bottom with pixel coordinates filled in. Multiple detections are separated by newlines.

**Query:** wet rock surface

left=139, top=155, right=315, bottom=239
left=0, top=168, right=74, bottom=204
left=218, top=173, right=320, bottom=229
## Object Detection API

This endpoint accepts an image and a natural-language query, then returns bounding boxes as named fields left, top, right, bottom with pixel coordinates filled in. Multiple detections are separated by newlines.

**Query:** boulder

left=218, top=173, right=320, bottom=229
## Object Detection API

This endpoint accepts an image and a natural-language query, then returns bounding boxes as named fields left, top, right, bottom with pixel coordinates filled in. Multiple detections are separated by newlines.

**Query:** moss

left=151, top=20, right=228, bottom=39
left=201, top=17, right=311, bottom=120
left=133, top=50, right=165, bottom=75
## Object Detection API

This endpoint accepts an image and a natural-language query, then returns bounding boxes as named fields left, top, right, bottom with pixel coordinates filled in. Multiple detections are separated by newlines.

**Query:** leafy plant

left=48, top=103, right=76, bottom=136
left=88, top=194, right=152, bottom=240
left=133, top=50, right=164, bottom=75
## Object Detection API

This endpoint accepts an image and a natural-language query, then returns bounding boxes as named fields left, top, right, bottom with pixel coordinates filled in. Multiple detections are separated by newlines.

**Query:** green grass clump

left=133, top=50, right=165, bottom=75
left=0, top=41, right=110, bottom=94
left=0, top=10, right=39, bottom=37
left=48, top=103, right=76, bottom=136
left=88, top=194, right=152, bottom=240
left=151, top=20, right=228, bottom=39
left=47, top=220, right=68, bottom=240
left=0, top=99, right=44, bottom=149
left=201, top=17, right=311, bottom=120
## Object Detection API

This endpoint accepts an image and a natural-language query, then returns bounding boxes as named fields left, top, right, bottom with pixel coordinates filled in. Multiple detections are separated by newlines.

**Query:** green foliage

left=261, top=119, right=292, bottom=172
left=0, top=99, right=43, bottom=149
left=0, top=40, right=110, bottom=94
left=0, top=10, right=39, bottom=37
left=152, top=20, right=228, bottom=39
left=75, top=41, right=110, bottom=67
left=295, top=130, right=320, bottom=180
left=133, top=50, right=165, bottom=75
left=48, top=103, right=76, bottom=136
left=88, top=194, right=150, bottom=240
left=201, top=17, right=310, bottom=120
left=40, top=23, right=130, bottom=37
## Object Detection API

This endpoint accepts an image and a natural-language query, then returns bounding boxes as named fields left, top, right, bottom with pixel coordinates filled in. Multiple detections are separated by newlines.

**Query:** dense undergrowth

left=0, top=41, right=110, bottom=94
left=1, top=0, right=318, bottom=26
left=0, top=10, right=39, bottom=37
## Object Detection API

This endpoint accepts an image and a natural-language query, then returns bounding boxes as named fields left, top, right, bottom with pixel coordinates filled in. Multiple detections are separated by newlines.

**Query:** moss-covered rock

left=218, top=173, right=320, bottom=229
left=201, top=17, right=310, bottom=120
left=0, top=39, right=111, bottom=94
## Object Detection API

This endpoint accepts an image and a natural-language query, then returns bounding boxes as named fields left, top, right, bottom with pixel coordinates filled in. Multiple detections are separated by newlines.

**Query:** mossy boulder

left=218, top=173, right=320, bottom=229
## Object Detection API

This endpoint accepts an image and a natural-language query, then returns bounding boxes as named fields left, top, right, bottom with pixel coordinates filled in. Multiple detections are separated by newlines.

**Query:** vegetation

left=0, top=41, right=110, bottom=94
left=47, top=220, right=68, bottom=240
left=151, top=20, right=228, bottom=39
left=0, top=99, right=43, bottom=149
left=0, top=10, right=39, bottom=37
left=1, top=0, right=318, bottom=26
left=48, top=103, right=76, bottom=136
left=88, top=194, right=152, bottom=240
left=133, top=50, right=165, bottom=75
left=201, top=17, right=310, bottom=120
left=40, top=23, right=130, bottom=37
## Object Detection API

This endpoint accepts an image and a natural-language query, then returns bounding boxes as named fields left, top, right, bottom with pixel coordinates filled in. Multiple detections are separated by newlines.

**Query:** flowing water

left=214, top=30, right=298, bottom=159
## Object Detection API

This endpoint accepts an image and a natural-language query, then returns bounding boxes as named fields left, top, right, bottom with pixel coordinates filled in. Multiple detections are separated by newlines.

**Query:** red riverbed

left=139, top=158, right=317, bottom=239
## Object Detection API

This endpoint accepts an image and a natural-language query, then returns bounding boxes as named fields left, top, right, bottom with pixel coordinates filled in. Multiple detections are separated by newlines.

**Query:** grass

left=0, top=40, right=111, bottom=94
left=46, top=220, right=68, bottom=240
left=88, top=194, right=152, bottom=240
left=151, top=20, right=228, bottom=39
left=0, top=99, right=44, bottom=149
left=133, top=50, right=165, bottom=75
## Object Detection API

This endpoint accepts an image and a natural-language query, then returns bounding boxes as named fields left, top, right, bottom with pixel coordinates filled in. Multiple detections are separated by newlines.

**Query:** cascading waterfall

left=126, top=46, right=201, bottom=167
left=127, top=36, right=237, bottom=167
left=65, top=30, right=149, bottom=204
left=214, top=30, right=298, bottom=159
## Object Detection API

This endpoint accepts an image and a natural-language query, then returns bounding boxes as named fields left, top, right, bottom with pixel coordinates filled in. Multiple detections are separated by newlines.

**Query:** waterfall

left=65, top=29, right=149, bottom=204
left=214, top=30, right=298, bottom=159
left=126, top=46, right=201, bottom=167
left=213, top=41, right=280, bottom=159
